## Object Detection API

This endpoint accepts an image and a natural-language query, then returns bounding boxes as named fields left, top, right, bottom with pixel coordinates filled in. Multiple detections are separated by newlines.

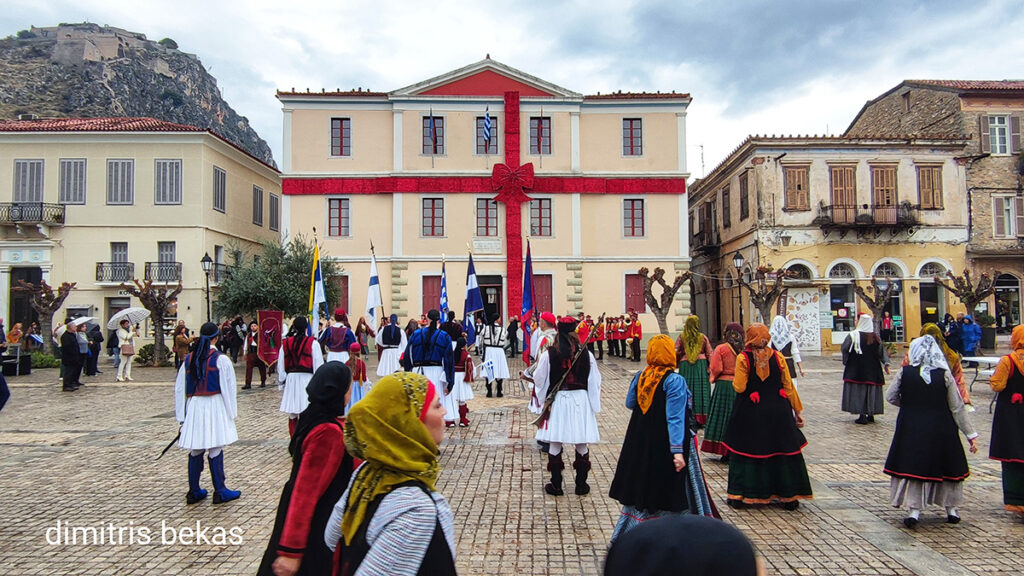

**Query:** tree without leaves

left=119, top=279, right=182, bottom=366
left=638, top=267, right=691, bottom=335
left=932, top=269, right=999, bottom=316
left=738, top=266, right=795, bottom=323
left=12, top=280, right=76, bottom=355
left=851, top=276, right=897, bottom=334
left=214, top=234, right=342, bottom=321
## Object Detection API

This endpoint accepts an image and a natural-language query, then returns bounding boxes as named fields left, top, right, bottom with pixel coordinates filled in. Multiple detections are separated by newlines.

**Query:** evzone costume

left=376, top=314, right=407, bottom=377
left=526, top=313, right=558, bottom=415
left=480, top=314, right=510, bottom=397
left=442, top=337, right=476, bottom=427
left=534, top=317, right=602, bottom=496
left=277, top=316, right=325, bottom=435
left=400, top=309, right=455, bottom=397
left=319, top=309, right=356, bottom=364
left=989, top=325, right=1024, bottom=518
left=440, top=311, right=464, bottom=349
left=175, top=322, right=241, bottom=504
left=346, top=343, right=370, bottom=415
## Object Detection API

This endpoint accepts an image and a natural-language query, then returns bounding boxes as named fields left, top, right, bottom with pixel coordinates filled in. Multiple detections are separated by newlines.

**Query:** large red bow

left=491, top=162, right=534, bottom=191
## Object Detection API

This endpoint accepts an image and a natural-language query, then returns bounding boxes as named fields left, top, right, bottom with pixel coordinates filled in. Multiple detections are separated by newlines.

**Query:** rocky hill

left=0, top=23, right=275, bottom=167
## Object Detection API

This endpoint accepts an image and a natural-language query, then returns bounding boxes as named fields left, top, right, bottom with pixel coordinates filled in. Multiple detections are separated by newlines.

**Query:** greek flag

left=428, top=107, right=437, bottom=155
left=483, top=106, right=492, bottom=153
left=307, top=243, right=327, bottom=336
left=465, top=254, right=484, bottom=315
left=440, top=259, right=449, bottom=315
left=365, top=250, right=382, bottom=334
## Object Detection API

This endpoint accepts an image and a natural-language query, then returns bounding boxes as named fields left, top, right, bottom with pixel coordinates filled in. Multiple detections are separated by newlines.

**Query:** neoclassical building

left=278, top=58, right=691, bottom=334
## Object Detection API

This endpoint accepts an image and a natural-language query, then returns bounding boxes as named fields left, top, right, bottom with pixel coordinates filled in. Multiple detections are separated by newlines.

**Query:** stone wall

left=846, top=87, right=963, bottom=137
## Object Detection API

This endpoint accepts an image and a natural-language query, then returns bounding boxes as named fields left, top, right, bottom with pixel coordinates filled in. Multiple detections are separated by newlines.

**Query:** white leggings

left=548, top=442, right=589, bottom=457
left=189, top=447, right=223, bottom=458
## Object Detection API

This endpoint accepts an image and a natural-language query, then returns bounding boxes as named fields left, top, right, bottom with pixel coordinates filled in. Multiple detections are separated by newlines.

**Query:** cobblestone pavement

left=1, top=352, right=1021, bottom=575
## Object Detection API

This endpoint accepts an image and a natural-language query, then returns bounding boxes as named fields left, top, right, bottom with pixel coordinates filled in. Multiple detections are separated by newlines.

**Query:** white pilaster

left=571, top=193, right=581, bottom=257
left=0, top=267, right=9, bottom=325
left=281, top=194, right=292, bottom=240
left=677, top=112, right=687, bottom=173
left=679, top=193, right=689, bottom=257
left=282, top=109, right=293, bottom=173
left=393, top=110, right=404, bottom=172
left=570, top=112, right=581, bottom=172
left=392, top=193, right=404, bottom=257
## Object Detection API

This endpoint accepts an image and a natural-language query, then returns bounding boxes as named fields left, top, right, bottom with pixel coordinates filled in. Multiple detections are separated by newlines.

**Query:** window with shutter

left=784, top=166, right=809, bottom=211
left=994, top=196, right=1007, bottom=237
left=722, top=187, right=731, bottom=228
left=917, top=165, right=943, bottom=210
left=1016, top=197, right=1024, bottom=238
left=830, top=165, right=857, bottom=223
left=979, top=114, right=991, bottom=153
left=1011, top=115, right=1022, bottom=155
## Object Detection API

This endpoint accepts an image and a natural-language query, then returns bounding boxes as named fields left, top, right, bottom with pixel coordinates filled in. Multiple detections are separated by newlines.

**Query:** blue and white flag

left=308, top=243, right=327, bottom=336
left=428, top=107, right=437, bottom=155
left=464, top=254, right=484, bottom=316
left=365, top=249, right=382, bottom=334
left=483, top=106, right=492, bottom=153
left=440, top=259, right=449, bottom=315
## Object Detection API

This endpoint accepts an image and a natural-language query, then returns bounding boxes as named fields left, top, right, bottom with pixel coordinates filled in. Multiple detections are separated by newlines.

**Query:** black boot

left=545, top=453, right=565, bottom=496
left=486, top=382, right=493, bottom=398
left=573, top=452, right=592, bottom=495
left=496, top=379, right=503, bottom=397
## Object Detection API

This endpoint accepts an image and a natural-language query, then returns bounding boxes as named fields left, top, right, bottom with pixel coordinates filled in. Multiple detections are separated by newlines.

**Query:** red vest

left=283, top=336, right=315, bottom=373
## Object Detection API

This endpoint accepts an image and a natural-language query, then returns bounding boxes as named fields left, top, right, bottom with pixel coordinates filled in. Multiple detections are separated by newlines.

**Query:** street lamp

left=732, top=251, right=745, bottom=325
left=200, top=252, right=213, bottom=323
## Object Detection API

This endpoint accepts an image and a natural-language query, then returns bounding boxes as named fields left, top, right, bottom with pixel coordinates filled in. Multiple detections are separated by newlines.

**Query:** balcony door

left=830, top=165, right=857, bottom=224
left=157, top=242, right=176, bottom=282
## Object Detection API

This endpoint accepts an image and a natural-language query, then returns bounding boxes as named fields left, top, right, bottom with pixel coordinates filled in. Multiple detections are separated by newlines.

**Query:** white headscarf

left=907, top=334, right=951, bottom=384
left=850, top=314, right=875, bottom=355
left=769, top=315, right=793, bottom=350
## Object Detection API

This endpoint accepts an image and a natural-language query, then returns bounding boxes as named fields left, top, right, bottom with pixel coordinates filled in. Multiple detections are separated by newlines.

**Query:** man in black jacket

left=60, top=320, right=82, bottom=391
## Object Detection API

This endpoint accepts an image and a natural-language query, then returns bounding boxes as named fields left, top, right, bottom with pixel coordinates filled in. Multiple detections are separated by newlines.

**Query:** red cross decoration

left=490, top=91, right=532, bottom=321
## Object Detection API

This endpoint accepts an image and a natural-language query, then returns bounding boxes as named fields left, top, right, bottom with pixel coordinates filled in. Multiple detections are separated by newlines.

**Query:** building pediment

left=390, top=58, right=581, bottom=99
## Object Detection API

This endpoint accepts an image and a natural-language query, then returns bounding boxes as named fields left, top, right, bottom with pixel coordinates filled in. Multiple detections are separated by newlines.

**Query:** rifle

left=531, top=339, right=591, bottom=428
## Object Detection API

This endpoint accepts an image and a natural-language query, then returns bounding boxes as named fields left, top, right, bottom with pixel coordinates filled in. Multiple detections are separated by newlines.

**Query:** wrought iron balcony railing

left=95, top=262, right=135, bottom=283
left=0, top=202, right=66, bottom=225
left=145, top=261, right=182, bottom=283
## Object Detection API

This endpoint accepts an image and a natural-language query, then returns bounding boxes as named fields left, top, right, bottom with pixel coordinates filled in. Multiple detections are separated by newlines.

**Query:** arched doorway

left=828, top=263, right=858, bottom=333
left=995, top=273, right=1021, bottom=332
left=918, top=262, right=949, bottom=327
left=874, top=262, right=904, bottom=343
left=783, top=263, right=821, bottom=352
left=9, top=267, right=42, bottom=330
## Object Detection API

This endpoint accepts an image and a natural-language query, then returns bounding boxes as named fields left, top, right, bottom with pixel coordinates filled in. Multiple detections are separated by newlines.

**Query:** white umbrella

left=107, top=307, right=150, bottom=330
left=56, top=316, right=97, bottom=338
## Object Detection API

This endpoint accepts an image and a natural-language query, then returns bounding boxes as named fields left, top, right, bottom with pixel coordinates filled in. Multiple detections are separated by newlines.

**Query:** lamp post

left=732, top=250, right=745, bottom=325
left=200, top=252, right=213, bottom=323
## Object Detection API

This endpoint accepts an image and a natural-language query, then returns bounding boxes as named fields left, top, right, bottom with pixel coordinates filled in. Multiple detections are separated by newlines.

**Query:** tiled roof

left=907, top=80, right=1024, bottom=92
left=583, top=91, right=690, bottom=100
left=276, top=89, right=388, bottom=97
left=0, top=117, right=204, bottom=132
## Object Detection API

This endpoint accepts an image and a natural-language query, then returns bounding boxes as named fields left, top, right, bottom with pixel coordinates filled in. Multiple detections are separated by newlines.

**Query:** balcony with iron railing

left=0, top=202, right=66, bottom=226
left=95, top=262, right=135, bottom=284
left=145, top=261, right=182, bottom=283
left=211, top=263, right=231, bottom=284
left=815, top=202, right=917, bottom=233
left=691, top=228, right=721, bottom=255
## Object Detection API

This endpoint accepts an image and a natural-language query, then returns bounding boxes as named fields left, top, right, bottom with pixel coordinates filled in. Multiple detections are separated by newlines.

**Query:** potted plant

left=976, top=313, right=997, bottom=350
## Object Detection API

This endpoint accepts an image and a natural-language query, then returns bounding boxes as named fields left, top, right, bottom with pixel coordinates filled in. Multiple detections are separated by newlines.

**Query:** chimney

left=18, top=113, right=37, bottom=121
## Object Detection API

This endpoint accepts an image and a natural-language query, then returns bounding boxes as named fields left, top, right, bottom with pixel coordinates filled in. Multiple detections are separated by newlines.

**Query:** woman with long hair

left=701, top=322, right=744, bottom=459
left=988, top=325, right=1024, bottom=521
left=353, top=317, right=376, bottom=355
left=345, top=343, right=369, bottom=414
left=885, top=335, right=978, bottom=527
left=841, top=314, right=890, bottom=424
left=325, top=373, right=456, bottom=575
left=277, top=316, right=325, bottom=435
left=723, top=323, right=811, bottom=509
left=675, top=315, right=713, bottom=426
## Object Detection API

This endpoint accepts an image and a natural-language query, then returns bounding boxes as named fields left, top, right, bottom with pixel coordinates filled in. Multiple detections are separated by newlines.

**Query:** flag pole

left=372, top=239, right=386, bottom=322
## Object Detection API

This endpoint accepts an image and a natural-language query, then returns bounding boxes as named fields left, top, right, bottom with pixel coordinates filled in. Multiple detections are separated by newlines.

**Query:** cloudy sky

left=3, top=0, right=1023, bottom=177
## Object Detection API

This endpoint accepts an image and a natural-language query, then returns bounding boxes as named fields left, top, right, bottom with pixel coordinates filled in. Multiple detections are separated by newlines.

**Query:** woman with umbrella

left=115, top=319, right=138, bottom=382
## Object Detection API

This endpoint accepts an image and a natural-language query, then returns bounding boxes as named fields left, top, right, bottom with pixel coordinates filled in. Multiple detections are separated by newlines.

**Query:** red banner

left=257, top=309, right=284, bottom=368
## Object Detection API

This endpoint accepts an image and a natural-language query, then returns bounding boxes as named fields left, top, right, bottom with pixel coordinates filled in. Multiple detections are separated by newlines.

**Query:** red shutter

left=422, top=276, right=441, bottom=315
left=1011, top=115, right=1022, bottom=154
left=534, top=274, right=553, bottom=314
left=1015, top=197, right=1024, bottom=237
left=994, top=197, right=1006, bottom=237
left=979, top=114, right=991, bottom=153
left=625, top=273, right=645, bottom=313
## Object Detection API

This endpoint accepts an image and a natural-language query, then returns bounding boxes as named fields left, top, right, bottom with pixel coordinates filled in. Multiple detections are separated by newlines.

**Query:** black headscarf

left=187, top=322, right=220, bottom=383
left=604, top=516, right=757, bottom=576
left=289, top=361, right=352, bottom=457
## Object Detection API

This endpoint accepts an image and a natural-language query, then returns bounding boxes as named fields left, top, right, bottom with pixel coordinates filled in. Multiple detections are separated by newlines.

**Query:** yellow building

left=0, top=117, right=281, bottom=344
left=689, top=135, right=969, bottom=350
left=278, top=59, right=692, bottom=335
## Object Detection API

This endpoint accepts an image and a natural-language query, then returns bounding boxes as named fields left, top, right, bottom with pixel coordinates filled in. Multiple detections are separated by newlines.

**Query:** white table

left=962, top=355, right=1002, bottom=413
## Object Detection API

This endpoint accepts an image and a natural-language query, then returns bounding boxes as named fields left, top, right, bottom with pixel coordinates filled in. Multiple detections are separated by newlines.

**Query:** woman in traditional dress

left=769, top=315, right=804, bottom=384
left=345, top=343, right=369, bottom=414
left=534, top=317, right=602, bottom=496
left=259, top=362, right=355, bottom=576
left=675, top=315, right=713, bottom=427
left=988, top=325, right=1024, bottom=520
left=353, top=317, right=376, bottom=356
left=903, top=323, right=970, bottom=406
left=701, top=322, right=744, bottom=460
left=376, top=315, right=407, bottom=377
left=841, top=314, right=890, bottom=424
left=278, top=316, right=325, bottom=435
left=884, top=335, right=978, bottom=527
left=608, top=334, right=716, bottom=543
left=723, top=323, right=811, bottom=509
left=325, top=373, right=456, bottom=575
left=442, top=337, right=475, bottom=428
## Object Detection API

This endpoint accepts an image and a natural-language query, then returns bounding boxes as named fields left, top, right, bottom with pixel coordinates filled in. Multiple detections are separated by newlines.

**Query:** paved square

left=1, top=353, right=1020, bottom=575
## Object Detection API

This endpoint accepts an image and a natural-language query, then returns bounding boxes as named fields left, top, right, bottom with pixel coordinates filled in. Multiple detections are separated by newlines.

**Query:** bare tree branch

left=639, top=267, right=691, bottom=335
left=12, top=280, right=76, bottom=355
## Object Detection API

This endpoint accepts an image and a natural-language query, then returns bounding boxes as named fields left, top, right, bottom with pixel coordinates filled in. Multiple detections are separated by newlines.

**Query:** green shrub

left=158, top=37, right=178, bottom=50
left=17, top=30, right=36, bottom=39
left=30, top=351, right=61, bottom=368
left=976, top=313, right=996, bottom=328
left=136, top=343, right=173, bottom=367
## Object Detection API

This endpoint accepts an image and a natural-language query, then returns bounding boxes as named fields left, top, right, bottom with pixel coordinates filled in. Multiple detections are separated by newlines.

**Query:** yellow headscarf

left=681, top=315, right=703, bottom=365
left=341, top=372, right=440, bottom=545
left=745, top=323, right=774, bottom=380
left=637, top=334, right=678, bottom=414
left=920, top=323, right=961, bottom=368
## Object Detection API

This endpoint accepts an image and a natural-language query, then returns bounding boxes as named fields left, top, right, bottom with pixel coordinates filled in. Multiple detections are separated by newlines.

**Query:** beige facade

left=280, top=60, right=692, bottom=336
left=0, top=118, right=280, bottom=346
left=689, top=136, right=968, bottom=351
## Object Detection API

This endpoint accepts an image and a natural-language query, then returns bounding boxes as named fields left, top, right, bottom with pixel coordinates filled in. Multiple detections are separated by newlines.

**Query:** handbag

left=120, top=343, right=135, bottom=356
